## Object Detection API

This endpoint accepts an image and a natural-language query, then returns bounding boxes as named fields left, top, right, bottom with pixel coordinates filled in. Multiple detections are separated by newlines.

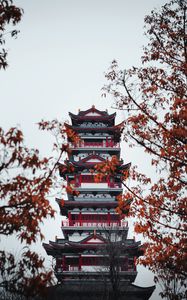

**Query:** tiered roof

left=65, top=121, right=124, bottom=142
left=59, top=157, right=131, bottom=177
left=69, top=106, right=116, bottom=126
left=43, top=235, right=143, bottom=256
left=56, top=198, right=120, bottom=216
left=43, top=106, right=155, bottom=300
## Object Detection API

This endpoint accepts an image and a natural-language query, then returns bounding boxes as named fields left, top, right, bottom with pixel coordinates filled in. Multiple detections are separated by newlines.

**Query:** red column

left=107, top=212, right=111, bottom=226
left=79, top=211, right=82, bottom=226
left=80, top=174, right=82, bottom=185
left=79, top=255, right=82, bottom=271
left=126, top=257, right=129, bottom=271
left=68, top=212, right=72, bottom=226
left=62, top=255, right=66, bottom=271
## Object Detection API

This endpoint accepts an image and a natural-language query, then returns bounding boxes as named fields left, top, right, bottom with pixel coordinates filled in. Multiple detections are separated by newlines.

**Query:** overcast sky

left=0, top=1, right=169, bottom=299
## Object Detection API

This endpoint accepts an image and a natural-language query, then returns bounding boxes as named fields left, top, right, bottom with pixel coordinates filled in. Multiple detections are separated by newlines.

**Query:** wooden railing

left=69, top=141, right=120, bottom=148
left=56, top=266, right=135, bottom=273
left=62, top=220, right=128, bottom=228
left=73, top=182, right=122, bottom=188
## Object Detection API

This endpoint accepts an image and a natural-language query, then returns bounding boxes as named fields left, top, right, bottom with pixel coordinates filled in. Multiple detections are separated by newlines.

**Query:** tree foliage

left=0, top=250, right=53, bottom=299
left=0, top=123, right=78, bottom=297
left=0, top=0, right=23, bottom=69
left=0, top=126, right=55, bottom=297
left=0, top=127, right=55, bottom=242
left=102, top=0, right=187, bottom=299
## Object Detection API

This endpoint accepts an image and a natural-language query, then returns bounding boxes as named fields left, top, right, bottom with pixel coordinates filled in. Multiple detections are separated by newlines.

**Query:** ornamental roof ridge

left=43, top=239, right=143, bottom=251
left=78, top=153, right=105, bottom=163
left=45, top=241, right=101, bottom=250
left=68, top=159, right=129, bottom=168
left=74, top=232, right=106, bottom=244
left=71, top=106, right=109, bottom=117
left=69, top=109, right=116, bottom=119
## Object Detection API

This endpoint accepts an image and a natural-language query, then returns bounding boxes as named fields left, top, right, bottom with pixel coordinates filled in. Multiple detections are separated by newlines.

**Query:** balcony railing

left=62, top=220, right=128, bottom=228
left=56, top=266, right=135, bottom=273
left=76, top=183, right=122, bottom=189
left=69, top=141, right=120, bottom=149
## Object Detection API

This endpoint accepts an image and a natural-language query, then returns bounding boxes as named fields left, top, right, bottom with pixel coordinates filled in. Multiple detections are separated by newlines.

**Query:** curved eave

left=64, top=122, right=123, bottom=133
left=69, top=112, right=116, bottom=120
left=58, top=162, right=74, bottom=178
left=58, top=161, right=130, bottom=178
left=56, top=199, right=121, bottom=216
left=44, top=240, right=143, bottom=253
left=46, top=282, right=155, bottom=300
left=119, top=162, right=131, bottom=171
left=62, top=164, right=131, bottom=178
left=129, top=283, right=156, bottom=299
left=65, top=160, right=128, bottom=168
left=56, top=199, right=118, bottom=208
left=43, top=242, right=58, bottom=256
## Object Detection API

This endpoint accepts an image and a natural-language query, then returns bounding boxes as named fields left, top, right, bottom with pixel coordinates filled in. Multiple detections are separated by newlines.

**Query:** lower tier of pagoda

left=45, top=281, right=155, bottom=300
left=55, top=269, right=137, bottom=284
left=55, top=255, right=136, bottom=272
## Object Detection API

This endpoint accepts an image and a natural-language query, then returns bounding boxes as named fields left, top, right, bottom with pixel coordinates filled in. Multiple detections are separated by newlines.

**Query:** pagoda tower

left=43, top=106, right=155, bottom=300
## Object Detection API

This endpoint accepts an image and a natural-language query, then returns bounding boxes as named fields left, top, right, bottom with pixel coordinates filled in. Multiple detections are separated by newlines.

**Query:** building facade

left=43, top=106, right=155, bottom=300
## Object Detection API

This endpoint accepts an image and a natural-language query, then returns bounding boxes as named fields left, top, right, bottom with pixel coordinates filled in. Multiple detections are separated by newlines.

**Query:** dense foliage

left=0, top=0, right=23, bottom=69
left=102, top=0, right=187, bottom=299
left=0, top=122, right=78, bottom=297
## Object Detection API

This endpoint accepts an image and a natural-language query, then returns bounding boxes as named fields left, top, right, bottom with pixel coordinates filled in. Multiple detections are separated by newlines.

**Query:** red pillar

left=79, top=211, right=82, bottom=226
left=126, top=257, right=129, bottom=270
left=107, top=212, right=111, bottom=226
left=62, top=255, right=66, bottom=271
left=68, top=212, right=72, bottom=226
left=79, top=255, right=82, bottom=271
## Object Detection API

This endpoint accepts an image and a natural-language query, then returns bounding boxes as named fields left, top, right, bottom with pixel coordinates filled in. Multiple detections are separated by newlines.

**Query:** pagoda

left=43, top=106, right=155, bottom=300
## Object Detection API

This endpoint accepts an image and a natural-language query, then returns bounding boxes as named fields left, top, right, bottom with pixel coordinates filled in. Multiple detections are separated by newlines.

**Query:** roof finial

left=92, top=105, right=95, bottom=110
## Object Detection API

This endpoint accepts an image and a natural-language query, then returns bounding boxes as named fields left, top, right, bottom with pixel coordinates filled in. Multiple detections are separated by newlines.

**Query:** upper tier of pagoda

left=65, top=122, right=124, bottom=143
left=56, top=198, right=130, bottom=220
left=69, top=106, right=116, bottom=126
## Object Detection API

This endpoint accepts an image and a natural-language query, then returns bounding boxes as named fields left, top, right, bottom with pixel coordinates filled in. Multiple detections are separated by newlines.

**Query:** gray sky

left=0, top=1, right=168, bottom=299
